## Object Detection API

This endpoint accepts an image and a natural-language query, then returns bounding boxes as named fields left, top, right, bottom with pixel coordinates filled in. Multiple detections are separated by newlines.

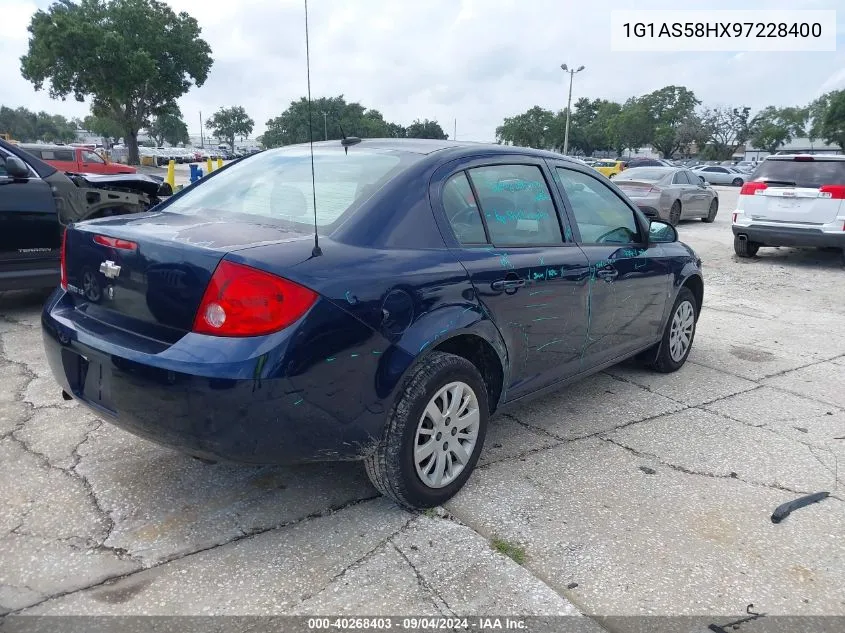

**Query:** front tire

left=364, top=351, right=489, bottom=509
left=644, top=287, right=698, bottom=373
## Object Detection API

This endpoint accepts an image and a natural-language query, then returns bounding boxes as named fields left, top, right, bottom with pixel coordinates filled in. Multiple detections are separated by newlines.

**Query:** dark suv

left=0, top=139, right=169, bottom=291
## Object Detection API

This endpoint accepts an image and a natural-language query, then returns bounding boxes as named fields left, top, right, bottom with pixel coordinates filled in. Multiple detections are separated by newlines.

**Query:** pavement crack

left=4, top=494, right=384, bottom=615
left=601, top=437, right=824, bottom=496
left=288, top=515, right=418, bottom=609
left=390, top=540, right=456, bottom=617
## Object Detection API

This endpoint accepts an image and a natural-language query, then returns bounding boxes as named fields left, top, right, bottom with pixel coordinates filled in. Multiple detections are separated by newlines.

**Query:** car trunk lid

left=615, top=180, right=661, bottom=198
left=64, top=211, right=313, bottom=343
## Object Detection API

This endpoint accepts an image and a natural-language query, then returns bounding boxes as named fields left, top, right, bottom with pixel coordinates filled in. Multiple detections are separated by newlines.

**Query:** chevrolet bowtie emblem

left=99, top=260, right=121, bottom=279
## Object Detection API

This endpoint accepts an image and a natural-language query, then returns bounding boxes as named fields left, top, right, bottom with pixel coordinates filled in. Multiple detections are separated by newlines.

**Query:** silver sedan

left=613, top=166, right=719, bottom=226
left=694, top=165, right=749, bottom=186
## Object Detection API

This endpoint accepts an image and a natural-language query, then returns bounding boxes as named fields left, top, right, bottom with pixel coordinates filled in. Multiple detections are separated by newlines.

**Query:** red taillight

left=819, top=185, right=845, bottom=200
left=740, top=182, right=768, bottom=196
left=60, top=228, right=68, bottom=290
left=793, top=155, right=814, bottom=161
left=94, top=234, right=138, bottom=250
left=192, top=260, right=318, bottom=337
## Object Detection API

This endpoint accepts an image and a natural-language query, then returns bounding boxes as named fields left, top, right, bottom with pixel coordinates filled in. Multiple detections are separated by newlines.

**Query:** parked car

left=733, top=161, right=756, bottom=173
left=732, top=154, right=845, bottom=262
left=625, top=157, right=668, bottom=169
left=42, top=138, right=704, bottom=509
left=19, top=143, right=137, bottom=175
left=614, top=166, right=718, bottom=225
left=696, top=165, right=748, bottom=186
left=0, top=138, right=170, bottom=291
left=593, top=159, right=626, bottom=178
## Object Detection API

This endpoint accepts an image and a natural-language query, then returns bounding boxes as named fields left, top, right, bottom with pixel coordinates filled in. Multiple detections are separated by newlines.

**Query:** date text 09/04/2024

left=307, top=617, right=527, bottom=630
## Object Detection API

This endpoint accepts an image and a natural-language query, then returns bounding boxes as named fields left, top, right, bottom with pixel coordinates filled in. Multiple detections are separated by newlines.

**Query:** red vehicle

left=19, top=143, right=136, bottom=175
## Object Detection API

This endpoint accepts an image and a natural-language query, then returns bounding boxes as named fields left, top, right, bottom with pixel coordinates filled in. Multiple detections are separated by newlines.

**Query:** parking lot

left=1, top=186, right=843, bottom=625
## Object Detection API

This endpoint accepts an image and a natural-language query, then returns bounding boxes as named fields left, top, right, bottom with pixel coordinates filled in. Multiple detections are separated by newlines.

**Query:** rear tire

left=364, top=351, right=489, bottom=509
left=669, top=200, right=682, bottom=226
left=731, top=177, right=744, bottom=186
left=643, top=287, right=698, bottom=373
left=734, top=235, right=760, bottom=258
left=702, top=199, right=718, bottom=223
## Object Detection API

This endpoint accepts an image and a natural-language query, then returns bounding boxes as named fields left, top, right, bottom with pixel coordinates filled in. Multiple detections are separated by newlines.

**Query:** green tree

left=263, top=95, right=407, bottom=147
left=748, top=106, right=806, bottom=154
left=406, top=118, right=448, bottom=139
left=817, top=90, right=845, bottom=149
left=701, top=105, right=751, bottom=159
left=495, top=106, right=555, bottom=149
left=83, top=112, right=124, bottom=142
left=0, top=106, right=77, bottom=142
left=148, top=104, right=189, bottom=146
left=205, top=105, right=254, bottom=150
left=20, top=0, right=213, bottom=164
left=640, top=86, right=701, bottom=157
left=614, top=98, right=654, bottom=156
left=675, top=114, right=710, bottom=157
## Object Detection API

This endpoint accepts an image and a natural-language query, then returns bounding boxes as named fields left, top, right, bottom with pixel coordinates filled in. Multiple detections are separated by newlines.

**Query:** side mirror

left=5, top=156, right=30, bottom=179
left=698, top=176, right=707, bottom=186
left=649, top=220, right=677, bottom=244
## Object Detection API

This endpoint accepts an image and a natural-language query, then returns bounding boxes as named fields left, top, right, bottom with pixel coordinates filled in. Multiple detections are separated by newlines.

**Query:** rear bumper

left=41, top=290, right=392, bottom=464
left=0, top=260, right=60, bottom=292
left=732, top=224, right=845, bottom=249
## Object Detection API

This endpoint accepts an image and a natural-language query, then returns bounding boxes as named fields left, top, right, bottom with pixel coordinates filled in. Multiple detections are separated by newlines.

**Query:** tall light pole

left=560, top=63, right=585, bottom=155
left=199, top=111, right=204, bottom=148
left=322, top=111, right=328, bottom=140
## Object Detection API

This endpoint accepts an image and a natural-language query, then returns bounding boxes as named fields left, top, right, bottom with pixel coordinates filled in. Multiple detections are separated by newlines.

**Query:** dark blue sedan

left=42, top=138, right=704, bottom=509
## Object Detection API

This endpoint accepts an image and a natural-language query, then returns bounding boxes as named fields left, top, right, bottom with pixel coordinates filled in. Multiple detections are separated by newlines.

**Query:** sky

left=1, top=0, right=844, bottom=143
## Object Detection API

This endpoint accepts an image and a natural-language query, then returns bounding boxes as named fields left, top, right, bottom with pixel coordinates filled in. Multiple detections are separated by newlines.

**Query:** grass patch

left=422, top=507, right=437, bottom=518
left=491, top=537, right=526, bottom=565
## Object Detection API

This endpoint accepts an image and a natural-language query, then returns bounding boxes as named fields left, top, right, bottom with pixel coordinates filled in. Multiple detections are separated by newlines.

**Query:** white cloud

left=1, top=0, right=843, bottom=142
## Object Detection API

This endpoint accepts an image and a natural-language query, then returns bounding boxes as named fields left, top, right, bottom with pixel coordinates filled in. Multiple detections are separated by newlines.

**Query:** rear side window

left=164, top=147, right=418, bottom=231
left=753, top=159, right=845, bottom=188
left=467, top=164, right=562, bottom=246
left=442, top=172, right=486, bottom=245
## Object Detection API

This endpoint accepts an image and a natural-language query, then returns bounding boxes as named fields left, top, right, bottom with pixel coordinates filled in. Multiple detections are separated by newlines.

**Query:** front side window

left=556, top=167, right=639, bottom=245
left=467, top=164, right=561, bottom=246
left=82, top=150, right=105, bottom=164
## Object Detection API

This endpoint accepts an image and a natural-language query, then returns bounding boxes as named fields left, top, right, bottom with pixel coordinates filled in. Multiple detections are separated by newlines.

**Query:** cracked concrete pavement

left=0, top=187, right=843, bottom=626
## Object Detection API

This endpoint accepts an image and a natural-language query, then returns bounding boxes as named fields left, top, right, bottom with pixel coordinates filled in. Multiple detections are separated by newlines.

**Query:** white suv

left=732, top=154, right=845, bottom=262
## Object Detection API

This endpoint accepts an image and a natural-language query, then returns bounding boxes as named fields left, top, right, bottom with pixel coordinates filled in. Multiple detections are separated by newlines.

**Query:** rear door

left=434, top=158, right=591, bottom=399
left=740, top=157, right=845, bottom=225
left=0, top=146, right=61, bottom=267
left=670, top=170, right=695, bottom=215
left=551, top=163, right=671, bottom=367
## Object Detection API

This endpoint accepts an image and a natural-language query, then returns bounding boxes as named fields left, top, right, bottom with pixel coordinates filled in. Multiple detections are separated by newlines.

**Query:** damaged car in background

left=0, top=138, right=171, bottom=292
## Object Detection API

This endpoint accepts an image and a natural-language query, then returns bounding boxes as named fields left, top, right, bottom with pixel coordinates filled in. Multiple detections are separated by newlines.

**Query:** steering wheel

left=595, top=226, right=636, bottom=244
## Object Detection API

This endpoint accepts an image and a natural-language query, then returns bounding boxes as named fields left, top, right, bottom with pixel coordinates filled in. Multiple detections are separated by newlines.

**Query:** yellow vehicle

left=592, top=159, right=626, bottom=179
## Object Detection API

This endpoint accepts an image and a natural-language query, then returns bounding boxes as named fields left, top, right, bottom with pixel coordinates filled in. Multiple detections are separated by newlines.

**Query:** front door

left=0, top=148, right=61, bottom=266
left=434, top=159, right=591, bottom=400
left=550, top=163, right=671, bottom=368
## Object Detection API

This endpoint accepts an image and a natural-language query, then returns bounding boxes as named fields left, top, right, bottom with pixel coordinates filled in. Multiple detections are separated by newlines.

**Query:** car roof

left=622, top=166, right=676, bottom=172
left=0, top=138, right=58, bottom=178
left=292, top=138, right=585, bottom=164
left=19, top=143, right=79, bottom=151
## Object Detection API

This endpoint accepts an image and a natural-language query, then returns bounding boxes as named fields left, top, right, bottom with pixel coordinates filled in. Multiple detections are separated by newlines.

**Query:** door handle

left=491, top=278, right=526, bottom=291
left=595, top=267, right=618, bottom=281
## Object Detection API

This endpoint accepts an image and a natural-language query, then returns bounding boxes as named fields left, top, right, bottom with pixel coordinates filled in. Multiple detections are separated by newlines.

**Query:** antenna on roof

left=304, top=0, right=321, bottom=257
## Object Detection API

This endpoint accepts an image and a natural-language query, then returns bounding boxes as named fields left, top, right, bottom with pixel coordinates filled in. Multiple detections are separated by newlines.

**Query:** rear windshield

left=164, top=146, right=418, bottom=231
left=615, top=168, right=668, bottom=182
left=752, top=158, right=845, bottom=188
